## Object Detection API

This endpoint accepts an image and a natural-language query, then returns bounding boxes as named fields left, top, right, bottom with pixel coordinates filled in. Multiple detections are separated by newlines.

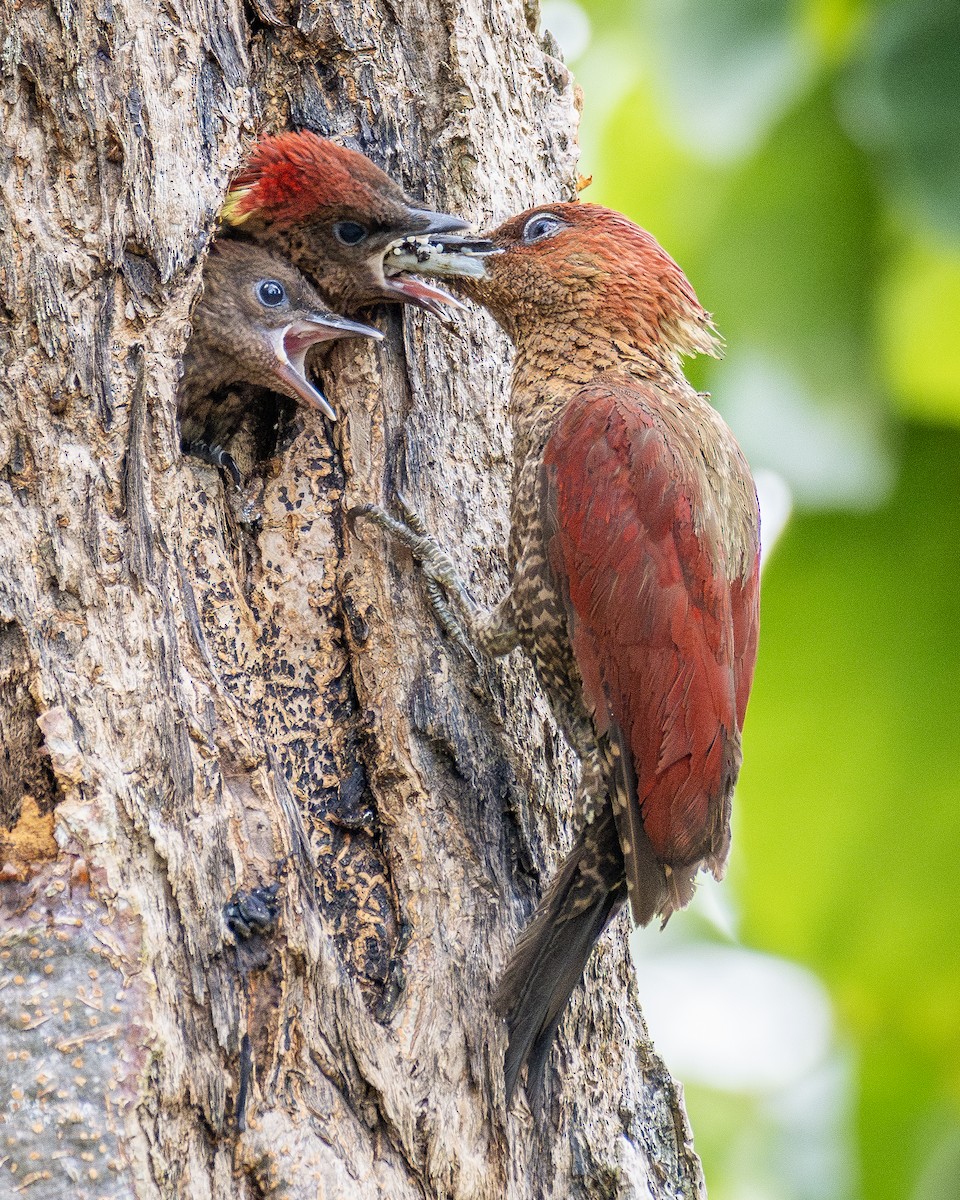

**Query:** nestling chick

left=179, top=240, right=381, bottom=480
left=220, top=131, right=489, bottom=318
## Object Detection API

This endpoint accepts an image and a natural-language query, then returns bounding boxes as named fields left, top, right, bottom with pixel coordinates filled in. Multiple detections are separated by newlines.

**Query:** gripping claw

left=350, top=495, right=482, bottom=664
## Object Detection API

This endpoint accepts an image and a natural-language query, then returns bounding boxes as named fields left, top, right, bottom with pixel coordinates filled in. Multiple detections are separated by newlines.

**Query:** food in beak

left=381, top=234, right=499, bottom=319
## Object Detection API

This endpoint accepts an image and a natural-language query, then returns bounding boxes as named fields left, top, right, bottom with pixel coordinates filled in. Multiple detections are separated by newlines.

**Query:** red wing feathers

left=543, top=380, right=759, bottom=902
left=730, top=566, right=760, bottom=729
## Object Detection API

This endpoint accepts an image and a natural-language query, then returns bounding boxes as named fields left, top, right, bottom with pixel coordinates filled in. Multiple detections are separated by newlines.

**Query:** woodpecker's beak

left=381, top=234, right=499, bottom=319
left=402, top=209, right=471, bottom=236
left=266, top=314, right=382, bottom=420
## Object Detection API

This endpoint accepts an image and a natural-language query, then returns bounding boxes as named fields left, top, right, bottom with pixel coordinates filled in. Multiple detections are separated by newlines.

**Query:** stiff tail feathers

left=494, top=807, right=627, bottom=1107
left=605, top=729, right=671, bottom=925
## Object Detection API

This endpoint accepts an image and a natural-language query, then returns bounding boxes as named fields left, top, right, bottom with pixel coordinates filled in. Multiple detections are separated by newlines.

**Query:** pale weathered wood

left=0, top=0, right=706, bottom=1196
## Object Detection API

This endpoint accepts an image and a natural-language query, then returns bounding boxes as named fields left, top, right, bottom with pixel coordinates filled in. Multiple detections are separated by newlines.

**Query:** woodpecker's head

left=455, top=203, right=721, bottom=372
left=220, top=131, right=481, bottom=316
left=182, top=240, right=382, bottom=420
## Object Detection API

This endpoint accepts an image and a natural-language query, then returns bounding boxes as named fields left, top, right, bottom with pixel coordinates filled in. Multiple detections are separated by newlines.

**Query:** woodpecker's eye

left=522, top=213, right=564, bottom=244
left=257, top=280, right=286, bottom=307
left=333, top=221, right=369, bottom=246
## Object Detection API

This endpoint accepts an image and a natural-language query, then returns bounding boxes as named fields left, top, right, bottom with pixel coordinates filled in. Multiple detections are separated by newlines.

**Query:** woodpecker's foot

left=224, top=881, right=281, bottom=940
left=184, top=439, right=242, bottom=487
left=349, top=494, right=481, bottom=664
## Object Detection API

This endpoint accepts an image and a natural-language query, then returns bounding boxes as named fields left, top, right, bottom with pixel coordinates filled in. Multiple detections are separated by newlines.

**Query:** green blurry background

left=540, top=0, right=960, bottom=1196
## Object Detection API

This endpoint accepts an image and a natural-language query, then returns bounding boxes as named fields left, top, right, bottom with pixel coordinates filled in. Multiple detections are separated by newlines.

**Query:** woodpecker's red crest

left=221, top=131, right=479, bottom=315
left=223, top=132, right=422, bottom=227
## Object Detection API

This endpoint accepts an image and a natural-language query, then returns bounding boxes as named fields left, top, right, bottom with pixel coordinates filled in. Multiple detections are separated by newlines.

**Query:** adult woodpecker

left=355, top=203, right=761, bottom=1105
left=220, top=130, right=488, bottom=319
left=178, top=240, right=381, bottom=480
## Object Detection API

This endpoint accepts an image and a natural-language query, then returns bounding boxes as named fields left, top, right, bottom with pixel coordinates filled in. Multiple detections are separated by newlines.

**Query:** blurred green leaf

left=643, top=0, right=815, bottom=160
left=584, top=75, right=723, bottom=259
left=697, top=87, right=881, bottom=400
left=876, top=237, right=960, bottom=424
left=912, top=1120, right=960, bottom=1200
left=841, top=0, right=960, bottom=241
left=736, top=424, right=960, bottom=1200
left=801, top=0, right=869, bottom=63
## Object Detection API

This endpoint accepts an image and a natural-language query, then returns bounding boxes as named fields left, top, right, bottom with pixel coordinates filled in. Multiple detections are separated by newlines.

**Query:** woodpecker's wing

left=542, top=377, right=760, bottom=923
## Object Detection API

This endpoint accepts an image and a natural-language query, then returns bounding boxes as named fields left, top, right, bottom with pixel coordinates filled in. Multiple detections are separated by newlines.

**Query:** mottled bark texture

left=0, top=1, right=706, bottom=1196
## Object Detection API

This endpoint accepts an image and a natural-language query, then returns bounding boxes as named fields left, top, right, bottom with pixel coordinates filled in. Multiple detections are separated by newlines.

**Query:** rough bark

left=0, top=1, right=707, bottom=1197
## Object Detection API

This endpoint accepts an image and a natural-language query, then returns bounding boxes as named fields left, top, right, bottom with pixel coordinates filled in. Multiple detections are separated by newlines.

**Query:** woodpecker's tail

left=494, top=807, right=627, bottom=1107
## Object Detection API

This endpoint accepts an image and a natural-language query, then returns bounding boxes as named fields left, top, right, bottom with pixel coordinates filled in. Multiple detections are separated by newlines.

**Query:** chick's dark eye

left=333, top=221, right=369, bottom=246
left=522, top=213, right=563, bottom=243
left=257, top=280, right=286, bottom=307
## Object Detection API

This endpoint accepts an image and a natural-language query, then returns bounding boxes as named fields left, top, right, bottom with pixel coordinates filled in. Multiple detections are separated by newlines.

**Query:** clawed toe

left=184, top=439, right=243, bottom=486
left=350, top=496, right=481, bottom=663
left=394, top=491, right=428, bottom=536
left=215, top=448, right=242, bottom=487
left=424, top=576, right=482, bottom=665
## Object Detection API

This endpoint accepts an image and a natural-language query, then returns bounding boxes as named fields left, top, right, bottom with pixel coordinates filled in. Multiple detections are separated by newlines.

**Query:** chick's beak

left=402, top=209, right=471, bottom=236
left=266, top=314, right=383, bottom=420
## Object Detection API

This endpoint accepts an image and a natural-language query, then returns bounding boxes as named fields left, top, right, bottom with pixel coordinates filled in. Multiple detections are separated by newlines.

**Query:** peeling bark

left=0, top=0, right=707, bottom=1196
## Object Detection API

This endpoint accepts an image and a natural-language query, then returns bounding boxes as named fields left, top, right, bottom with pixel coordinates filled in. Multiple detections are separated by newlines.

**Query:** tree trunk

left=0, top=1, right=707, bottom=1196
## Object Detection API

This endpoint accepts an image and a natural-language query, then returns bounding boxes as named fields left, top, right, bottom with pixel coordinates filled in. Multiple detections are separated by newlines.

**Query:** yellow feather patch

left=219, top=186, right=254, bottom=226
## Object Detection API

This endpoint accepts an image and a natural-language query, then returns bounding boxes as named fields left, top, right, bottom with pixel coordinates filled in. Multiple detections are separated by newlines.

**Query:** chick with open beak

left=220, top=131, right=495, bottom=319
left=178, top=241, right=381, bottom=481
